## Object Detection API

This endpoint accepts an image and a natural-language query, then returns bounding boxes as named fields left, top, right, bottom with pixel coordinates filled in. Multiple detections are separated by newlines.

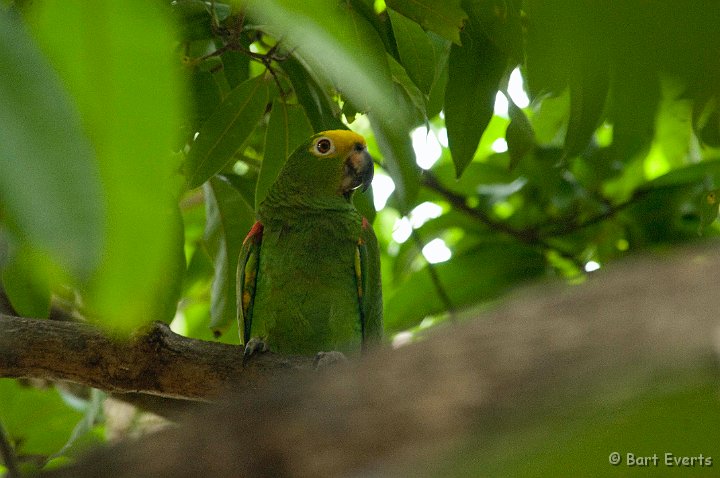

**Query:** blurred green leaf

left=445, top=21, right=508, bottom=177
left=386, top=0, right=467, bottom=45
left=0, top=12, right=103, bottom=281
left=370, top=119, right=420, bottom=213
left=648, top=84, right=695, bottom=175
left=221, top=48, right=251, bottom=89
left=523, top=0, right=579, bottom=98
left=463, top=0, right=523, bottom=60
left=424, top=35, right=452, bottom=119
left=698, top=189, right=720, bottom=235
left=506, top=103, right=535, bottom=169
left=388, top=55, right=427, bottom=126
left=642, top=160, right=720, bottom=191
left=221, top=172, right=258, bottom=211
left=0, top=380, right=83, bottom=458
left=388, top=7, right=442, bottom=95
left=565, top=64, right=609, bottom=158
left=204, top=176, right=254, bottom=335
left=693, top=93, right=720, bottom=148
left=26, top=0, right=186, bottom=332
left=173, top=0, right=232, bottom=41
left=151, top=205, right=186, bottom=323
left=185, top=74, right=269, bottom=189
left=0, top=246, right=50, bottom=318
left=50, top=389, right=104, bottom=461
left=282, top=57, right=345, bottom=132
left=432, top=161, right=516, bottom=197
left=530, top=91, right=569, bottom=147
left=185, top=66, right=223, bottom=134
left=246, top=0, right=408, bottom=131
left=256, top=100, right=313, bottom=209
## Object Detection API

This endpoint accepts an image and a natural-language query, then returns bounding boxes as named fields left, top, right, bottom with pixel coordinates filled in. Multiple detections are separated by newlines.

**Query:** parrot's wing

left=237, top=221, right=263, bottom=346
left=357, top=217, right=383, bottom=350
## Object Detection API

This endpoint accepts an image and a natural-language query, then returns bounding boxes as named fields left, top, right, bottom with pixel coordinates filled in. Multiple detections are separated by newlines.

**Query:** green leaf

left=608, top=68, right=660, bottom=162
left=221, top=172, right=258, bottom=211
left=463, top=0, right=524, bottom=60
left=221, top=48, right=251, bottom=89
left=506, top=103, right=535, bottom=169
left=173, top=0, right=232, bottom=41
left=256, top=100, right=313, bottom=209
left=445, top=22, right=509, bottom=177
left=523, top=0, right=576, bottom=98
left=425, top=40, right=451, bottom=119
left=642, top=160, right=720, bottom=191
left=564, top=64, right=610, bottom=158
left=0, top=12, right=103, bottom=280
left=185, top=75, right=270, bottom=189
left=186, top=67, right=223, bottom=133
left=282, top=57, right=345, bottom=132
left=369, top=118, right=420, bottom=213
left=26, top=0, right=186, bottom=332
left=388, top=55, right=427, bottom=126
left=204, top=176, right=254, bottom=335
left=388, top=7, right=444, bottom=94
left=0, top=247, right=50, bottom=318
left=50, top=388, right=105, bottom=461
left=648, top=82, right=694, bottom=174
left=0, top=380, right=83, bottom=458
left=386, top=0, right=468, bottom=45
left=698, top=189, right=720, bottom=235
left=150, top=205, right=186, bottom=324
left=431, top=161, right=516, bottom=198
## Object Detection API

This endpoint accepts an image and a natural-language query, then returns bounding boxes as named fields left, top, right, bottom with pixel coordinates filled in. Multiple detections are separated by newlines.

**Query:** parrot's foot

left=313, top=351, right=348, bottom=370
left=242, top=338, right=269, bottom=364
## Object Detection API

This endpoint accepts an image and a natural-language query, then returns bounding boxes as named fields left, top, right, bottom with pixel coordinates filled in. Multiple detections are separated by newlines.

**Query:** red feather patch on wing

left=244, top=221, right=264, bottom=246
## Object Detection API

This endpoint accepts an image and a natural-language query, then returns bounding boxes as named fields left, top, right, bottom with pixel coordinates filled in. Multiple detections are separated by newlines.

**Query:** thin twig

left=181, top=2, right=289, bottom=95
left=421, top=172, right=584, bottom=269
left=421, top=173, right=540, bottom=243
left=410, top=229, right=456, bottom=320
left=539, top=189, right=651, bottom=237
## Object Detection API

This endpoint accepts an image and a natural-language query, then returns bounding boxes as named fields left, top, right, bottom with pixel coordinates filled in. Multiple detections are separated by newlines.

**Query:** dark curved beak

left=341, top=142, right=374, bottom=196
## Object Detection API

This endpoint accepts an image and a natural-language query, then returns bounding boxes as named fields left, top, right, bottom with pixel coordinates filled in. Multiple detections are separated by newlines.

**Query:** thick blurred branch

left=0, top=315, right=314, bottom=400
left=45, top=244, right=720, bottom=478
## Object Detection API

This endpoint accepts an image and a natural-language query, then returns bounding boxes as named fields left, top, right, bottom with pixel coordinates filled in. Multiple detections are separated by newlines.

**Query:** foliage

left=2, top=0, right=720, bottom=472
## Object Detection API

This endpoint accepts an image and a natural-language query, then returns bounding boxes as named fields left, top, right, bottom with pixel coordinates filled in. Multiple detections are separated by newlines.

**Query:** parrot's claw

left=242, top=338, right=269, bottom=364
left=313, top=351, right=348, bottom=370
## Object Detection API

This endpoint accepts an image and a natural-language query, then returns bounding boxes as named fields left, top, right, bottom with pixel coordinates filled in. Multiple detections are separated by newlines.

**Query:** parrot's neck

left=259, top=185, right=358, bottom=215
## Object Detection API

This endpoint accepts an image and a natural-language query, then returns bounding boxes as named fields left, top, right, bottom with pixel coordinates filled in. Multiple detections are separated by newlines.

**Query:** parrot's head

left=273, top=130, right=374, bottom=207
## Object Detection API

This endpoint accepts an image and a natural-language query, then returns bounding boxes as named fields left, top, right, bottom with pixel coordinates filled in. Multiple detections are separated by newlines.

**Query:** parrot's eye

left=314, top=137, right=335, bottom=156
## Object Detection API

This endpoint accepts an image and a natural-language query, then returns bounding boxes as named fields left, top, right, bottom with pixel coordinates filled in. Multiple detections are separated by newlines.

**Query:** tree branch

left=0, top=315, right=314, bottom=401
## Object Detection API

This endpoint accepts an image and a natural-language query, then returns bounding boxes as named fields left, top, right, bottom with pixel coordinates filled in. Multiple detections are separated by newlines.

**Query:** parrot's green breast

left=251, top=210, right=363, bottom=355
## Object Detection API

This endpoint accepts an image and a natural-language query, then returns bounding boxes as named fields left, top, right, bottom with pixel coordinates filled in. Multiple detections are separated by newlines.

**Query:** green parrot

left=237, top=130, right=383, bottom=356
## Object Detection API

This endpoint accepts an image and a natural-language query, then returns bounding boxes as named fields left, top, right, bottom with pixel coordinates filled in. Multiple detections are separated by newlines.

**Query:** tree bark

left=0, top=315, right=314, bottom=400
